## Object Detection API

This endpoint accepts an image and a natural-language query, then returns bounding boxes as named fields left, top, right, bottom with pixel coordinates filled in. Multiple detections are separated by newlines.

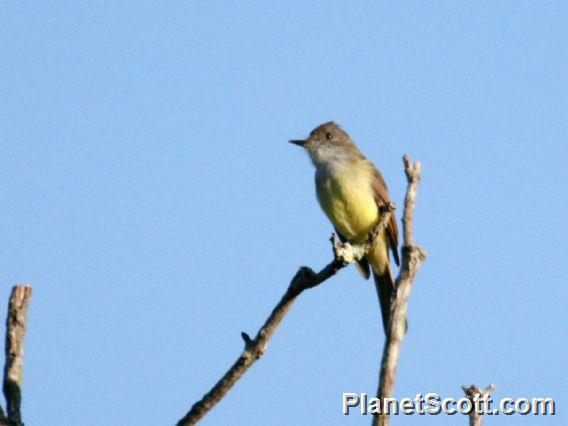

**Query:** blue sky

left=1, top=2, right=566, bottom=425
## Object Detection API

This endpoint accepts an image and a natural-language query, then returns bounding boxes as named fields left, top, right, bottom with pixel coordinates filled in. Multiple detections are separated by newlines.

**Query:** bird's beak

left=289, top=139, right=308, bottom=147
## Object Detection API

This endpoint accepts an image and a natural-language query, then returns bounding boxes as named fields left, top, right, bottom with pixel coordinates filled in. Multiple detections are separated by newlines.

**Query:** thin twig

left=462, top=384, right=496, bottom=426
left=177, top=212, right=394, bottom=426
left=2, top=285, right=32, bottom=426
left=374, top=155, right=426, bottom=426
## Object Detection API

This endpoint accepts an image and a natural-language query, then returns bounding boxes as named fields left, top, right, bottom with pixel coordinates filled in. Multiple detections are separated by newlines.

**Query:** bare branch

left=2, top=285, right=32, bottom=426
left=374, top=155, right=426, bottom=426
left=462, top=384, right=496, bottom=426
left=177, top=211, right=394, bottom=426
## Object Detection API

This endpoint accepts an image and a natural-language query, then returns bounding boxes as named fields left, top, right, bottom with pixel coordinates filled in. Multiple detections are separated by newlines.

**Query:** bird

left=290, top=122, right=399, bottom=334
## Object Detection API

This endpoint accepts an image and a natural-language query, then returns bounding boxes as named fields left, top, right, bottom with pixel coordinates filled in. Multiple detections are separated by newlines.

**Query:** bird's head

left=289, top=122, right=357, bottom=166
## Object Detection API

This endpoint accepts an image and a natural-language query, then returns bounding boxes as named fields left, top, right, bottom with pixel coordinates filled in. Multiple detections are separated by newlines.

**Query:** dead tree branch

left=1, top=285, right=32, bottom=426
left=462, top=384, right=496, bottom=426
left=177, top=208, right=395, bottom=426
left=374, top=155, right=427, bottom=426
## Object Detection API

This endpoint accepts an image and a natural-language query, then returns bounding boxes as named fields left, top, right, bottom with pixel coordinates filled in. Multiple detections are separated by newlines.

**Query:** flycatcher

left=290, top=122, right=399, bottom=334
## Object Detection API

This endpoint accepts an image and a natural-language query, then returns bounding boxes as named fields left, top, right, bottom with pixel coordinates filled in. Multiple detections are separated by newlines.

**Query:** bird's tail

left=372, top=264, right=394, bottom=335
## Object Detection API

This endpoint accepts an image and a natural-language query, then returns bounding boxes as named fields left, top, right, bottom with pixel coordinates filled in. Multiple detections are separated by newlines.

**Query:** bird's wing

left=335, top=228, right=371, bottom=279
left=371, top=168, right=400, bottom=266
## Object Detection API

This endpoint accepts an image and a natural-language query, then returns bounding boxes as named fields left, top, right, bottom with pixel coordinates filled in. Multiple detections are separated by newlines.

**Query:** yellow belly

left=316, top=164, right=379, bottom=243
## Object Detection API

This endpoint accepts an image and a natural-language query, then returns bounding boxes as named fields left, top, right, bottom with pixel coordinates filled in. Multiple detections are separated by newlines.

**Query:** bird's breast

left=315, top=162, right=379, bottom=242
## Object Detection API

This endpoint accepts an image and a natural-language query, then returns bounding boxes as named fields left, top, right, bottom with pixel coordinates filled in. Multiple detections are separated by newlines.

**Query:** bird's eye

left=325, top=133, right=332, bottom=140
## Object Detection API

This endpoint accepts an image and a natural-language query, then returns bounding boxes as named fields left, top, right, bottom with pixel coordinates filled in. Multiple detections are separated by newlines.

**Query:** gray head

left=289, top=122, right=360, bottom=166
